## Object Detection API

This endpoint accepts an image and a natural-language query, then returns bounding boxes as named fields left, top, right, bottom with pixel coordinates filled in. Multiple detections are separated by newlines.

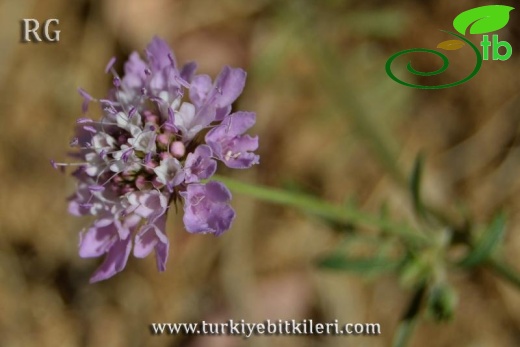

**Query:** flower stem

left=392, top=318, right=418, bottom=347
left=214, top=175, right=429, bottom=245
left=392, top=284, right=426, bottom=347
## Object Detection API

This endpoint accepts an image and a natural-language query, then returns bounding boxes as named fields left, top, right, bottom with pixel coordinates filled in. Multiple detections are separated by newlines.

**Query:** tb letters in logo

left=386, top=5, right=514, bottom=89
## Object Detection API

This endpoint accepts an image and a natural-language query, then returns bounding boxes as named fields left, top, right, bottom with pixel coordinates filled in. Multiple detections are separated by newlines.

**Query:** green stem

left=392, top=319, right=418, bottom=347
left=487, top=257, right=520, bottom=289
left=392, top=284, right=426, bottom=347
left=214, top=175, right=429, bottom=245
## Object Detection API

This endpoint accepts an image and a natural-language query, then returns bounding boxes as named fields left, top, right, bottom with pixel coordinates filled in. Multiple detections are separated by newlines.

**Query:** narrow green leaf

left=453, top=5, right=514, bottom=35
left=318, top=254, right=400, bottom=273
left=214, top=175, right=431, bottom=245
left=409, top=152, right=426, bottom=218
left=486, top=257, right=520, bottom=289
left=459, top=213, right=507, bottom=267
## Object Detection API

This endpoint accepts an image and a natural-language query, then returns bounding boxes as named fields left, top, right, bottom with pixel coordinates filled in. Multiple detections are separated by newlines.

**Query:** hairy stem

left=214, top=175, right=429, bottom=245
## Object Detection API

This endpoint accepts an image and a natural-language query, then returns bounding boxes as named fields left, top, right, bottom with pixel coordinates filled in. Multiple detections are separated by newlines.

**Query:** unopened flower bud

left=152, top=177, right=164, bottom=189
left=145, top=160, right=159, bottom=174
left=427, top=283, right=458, bottom=322
left=157, top=134, right=170, bottom=146
left=135, top=175, right=152, bottom=190
left=170, top=141, right=185, bottom=158
left=145, top=112, right=159, bottom=125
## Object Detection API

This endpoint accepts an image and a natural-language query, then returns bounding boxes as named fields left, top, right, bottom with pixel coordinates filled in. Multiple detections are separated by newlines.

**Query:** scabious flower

left=52, top=37, right=259, bottom=283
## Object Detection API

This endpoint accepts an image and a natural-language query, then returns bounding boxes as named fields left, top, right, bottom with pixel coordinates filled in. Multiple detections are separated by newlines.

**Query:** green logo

left=385, top=5, right=514, bottom=89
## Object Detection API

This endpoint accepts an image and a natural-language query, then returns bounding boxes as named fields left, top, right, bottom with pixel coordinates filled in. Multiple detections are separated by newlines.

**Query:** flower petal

left=79, top=221, right=117, bottom=258
left=89, top=235, right=133, bottom=283
left=181, top=182, right=235, bottom=235
left=205, top=112, right=259, bottom=169
left=184, top=145, right=217, bottom=183
left=211, top=66, right=247, bottom=108
left=180, top=61, right=197, bottom=82
left=189, top=74, right=212, bottom=107
left=123, top=52, right=147, bottom=89
left=146, top=36, right=175, bottom=70
left=133, top=214, right=169, bottom=272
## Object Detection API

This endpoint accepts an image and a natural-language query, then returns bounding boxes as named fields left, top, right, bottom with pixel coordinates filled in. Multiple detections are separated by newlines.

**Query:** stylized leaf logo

left=436, top=40, right=465, bottom=51
left=453, top=5, right=514, bottom=35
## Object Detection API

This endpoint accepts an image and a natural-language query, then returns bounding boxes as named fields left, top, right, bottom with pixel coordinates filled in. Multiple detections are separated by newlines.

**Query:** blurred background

left=1, top=0, right=520, bottom=346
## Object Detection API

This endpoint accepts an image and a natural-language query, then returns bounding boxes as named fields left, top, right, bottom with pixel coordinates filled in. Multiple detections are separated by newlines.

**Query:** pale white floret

left=158, top=91, right=170, bottom=103
left=128, top=130, right=157, bottom=153
left=174, top=102, right=203, bottom=141
left=153, top=156, right=183, bottom=185
left=109, top=145, right=141, bottom=173
left=91, top=132, right=117, bottom=154
left=116, top=111, right=143, bottom=137
left=124, top=190, right=168, bottom=219
left=84, top=152, right=107, bottom=176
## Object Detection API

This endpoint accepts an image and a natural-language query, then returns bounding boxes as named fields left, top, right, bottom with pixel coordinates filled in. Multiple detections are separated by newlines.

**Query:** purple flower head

left=180, top=181, right=235, bottom=236
left=55, top=36, right=259, bottom=282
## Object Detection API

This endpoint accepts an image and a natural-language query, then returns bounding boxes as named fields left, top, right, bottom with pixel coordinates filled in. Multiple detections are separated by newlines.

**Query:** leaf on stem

left=409, top=152, right=426, bottom=218
left=459, top=212, right=506, bottom=267
left=426, top=283, right=458, bottom=322
left=318, top=254, right=401, bottom=273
